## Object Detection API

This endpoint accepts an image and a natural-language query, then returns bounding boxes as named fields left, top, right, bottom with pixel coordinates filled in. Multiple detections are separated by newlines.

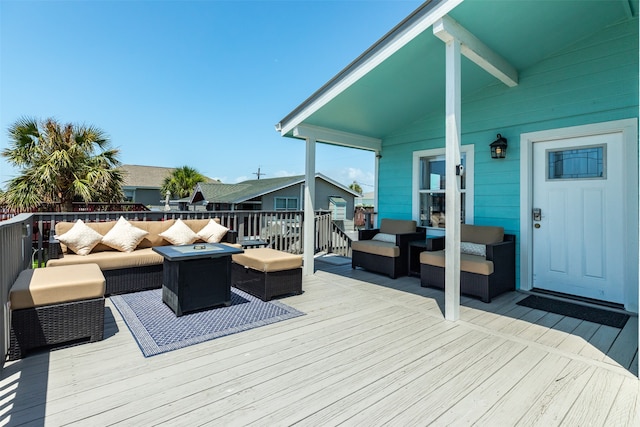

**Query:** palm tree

left=2, top=117, right=124, bottom=211
left=161, top=166, right=206, bottom=199
left=349, top=181, right=363, bottom=195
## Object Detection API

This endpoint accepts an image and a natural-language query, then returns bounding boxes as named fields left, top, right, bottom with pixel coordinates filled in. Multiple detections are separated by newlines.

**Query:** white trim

left=374, top=152, right=380, bottom=228
left=519, top=118, right=638, bottom=313
left=412, top=145, right=475, bottom=228
left=277, top=0, right=464, bottom=136
left=433, top=16, right=518, bottom=87
left=293, top=124, right=382, bottom=152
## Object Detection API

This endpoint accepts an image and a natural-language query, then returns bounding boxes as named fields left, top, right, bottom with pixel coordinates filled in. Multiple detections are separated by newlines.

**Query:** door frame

left=519, top=118, right=638, bottom=312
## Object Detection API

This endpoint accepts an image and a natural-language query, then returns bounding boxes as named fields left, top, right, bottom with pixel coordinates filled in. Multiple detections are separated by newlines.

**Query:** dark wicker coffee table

left=153, top=243, right=243, bottom=316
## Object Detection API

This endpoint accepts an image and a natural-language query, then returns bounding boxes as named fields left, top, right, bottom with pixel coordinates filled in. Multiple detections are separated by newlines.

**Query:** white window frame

left=274, top=196, right=299, bottom=211
left=412, top=145, right=475, bottom=233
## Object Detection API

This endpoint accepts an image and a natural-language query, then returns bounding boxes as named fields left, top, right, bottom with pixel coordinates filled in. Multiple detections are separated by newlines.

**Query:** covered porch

left=2, top=260, right=637, bottom=425
left=277, top=0, right=639, bottom=333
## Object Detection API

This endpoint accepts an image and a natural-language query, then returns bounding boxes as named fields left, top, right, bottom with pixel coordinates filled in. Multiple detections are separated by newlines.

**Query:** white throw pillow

left=460, top=241, right=486, bottom=257
left=101, top=216, right=149, bottom=252
left=55, top=219, right=103, bottom=256
left=371, top=233, right=396, bottom=243
left=197, top=219, right=229, bottom=243
left=159, top=218, right=199, bottom=245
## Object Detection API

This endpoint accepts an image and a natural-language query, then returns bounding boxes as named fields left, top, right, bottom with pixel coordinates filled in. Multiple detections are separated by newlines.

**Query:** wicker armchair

left=419, top=224, right=515, bottom=302
left=351, top=219, right=425, bottom=279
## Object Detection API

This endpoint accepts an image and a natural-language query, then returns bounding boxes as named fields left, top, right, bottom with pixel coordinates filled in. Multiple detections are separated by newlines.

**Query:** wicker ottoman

left=231, top=248, right=303, bottom=301
left=8, top=263, right=106, bottom=360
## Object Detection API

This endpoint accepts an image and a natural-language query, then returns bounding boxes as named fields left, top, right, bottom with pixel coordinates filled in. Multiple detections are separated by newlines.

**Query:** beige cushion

left=101, top=217, right=149, bottom=253
left=159, top=219, right=199, bottom=245
left=420, top=250, right=494, bottom=276
left=380, top=219, right=416, bottom=235
left=56, top=220, right=117, bottom=253
left=196, top=219, right=229, bottom=243
left=55, top=219, right=104, bottom=256
left=47, top=248, right=164, bottom=271
left=461, top=224, right=504, bottom=245
left=352, top=240, right=399, bottom=258
left=10, top=264, right=105, bottom=310
left=232, top=248, right=302, bottom=273
left=130, top=219, right=175, bottom=248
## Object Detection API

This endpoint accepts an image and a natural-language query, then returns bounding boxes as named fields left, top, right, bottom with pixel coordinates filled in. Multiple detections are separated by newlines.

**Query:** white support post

left=374, top=152, right=381, bottom=228
left=444, top=37, right=462, bottom=321
left=303, top=136, right=316, bottom=276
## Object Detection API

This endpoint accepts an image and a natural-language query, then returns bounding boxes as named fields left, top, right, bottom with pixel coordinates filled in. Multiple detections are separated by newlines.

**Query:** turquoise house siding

left=377, top=17, right=638, bottom=287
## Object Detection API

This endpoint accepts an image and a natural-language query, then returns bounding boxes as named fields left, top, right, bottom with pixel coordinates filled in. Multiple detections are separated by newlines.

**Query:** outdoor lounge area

left=1, top=259, right=638, bottom=425
left=1, top=0, right=639, bottom=423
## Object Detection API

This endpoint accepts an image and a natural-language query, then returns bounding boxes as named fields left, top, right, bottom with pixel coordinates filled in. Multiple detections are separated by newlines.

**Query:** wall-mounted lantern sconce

left=490, top=134, right=508, bottom=159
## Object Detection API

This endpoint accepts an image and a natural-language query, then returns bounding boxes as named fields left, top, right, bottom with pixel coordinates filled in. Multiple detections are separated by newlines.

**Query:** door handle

left=533, top=208, right=542, bottom=222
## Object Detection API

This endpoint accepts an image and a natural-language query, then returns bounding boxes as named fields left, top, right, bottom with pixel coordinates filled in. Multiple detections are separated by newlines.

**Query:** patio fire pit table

left=153, top=243, right=244, bottom=316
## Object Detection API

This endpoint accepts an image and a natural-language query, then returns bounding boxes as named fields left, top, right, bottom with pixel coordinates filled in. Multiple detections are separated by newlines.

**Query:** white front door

left=532, top=131, right=625, bottom=303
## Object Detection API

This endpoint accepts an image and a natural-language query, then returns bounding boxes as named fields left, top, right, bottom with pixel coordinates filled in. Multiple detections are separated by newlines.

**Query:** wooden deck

left=2, top=260, right=638, bottom=426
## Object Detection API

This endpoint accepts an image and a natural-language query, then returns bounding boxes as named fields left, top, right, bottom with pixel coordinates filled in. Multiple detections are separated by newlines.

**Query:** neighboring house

left=355, top=191, right=375, bottom=207
left=120, top=165, right=218, bottom=208
left=276, top=0, right=639, bottom=316
left=190, top=173, right=359, bottom=220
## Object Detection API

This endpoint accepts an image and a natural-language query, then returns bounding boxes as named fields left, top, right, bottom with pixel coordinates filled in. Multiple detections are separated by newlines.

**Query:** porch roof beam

left=293, top=124, right=382, bottom=153
left=433, top=16, right=519, bottom=87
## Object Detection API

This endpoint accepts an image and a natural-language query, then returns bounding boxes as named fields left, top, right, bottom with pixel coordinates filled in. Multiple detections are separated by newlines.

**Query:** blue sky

left=0, top=0, right=421, bottom=190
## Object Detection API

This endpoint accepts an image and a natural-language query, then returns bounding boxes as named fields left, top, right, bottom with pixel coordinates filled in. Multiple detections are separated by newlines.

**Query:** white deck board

left=1, top=262, right=638, bottom=426
left=608, top=317, right=639, bottom=369
left=474, top=352, right=572, bottom=425
left=294, top=333, right=501, bottom=426
left=516, top=362, right=597, bottom=426
left=369, top=340, right=530, bottom=425
left=562, top=367, right=626, bottom=426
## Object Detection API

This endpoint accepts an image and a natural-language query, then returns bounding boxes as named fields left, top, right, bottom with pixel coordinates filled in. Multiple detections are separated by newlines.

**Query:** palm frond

left=2, top=117, right=124, bottom=211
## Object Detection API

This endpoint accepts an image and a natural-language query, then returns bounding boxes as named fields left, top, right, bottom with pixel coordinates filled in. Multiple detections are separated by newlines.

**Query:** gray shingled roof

left=120, top=165, right=218, bottom=188
left=191, top=173, right=359, bottom=204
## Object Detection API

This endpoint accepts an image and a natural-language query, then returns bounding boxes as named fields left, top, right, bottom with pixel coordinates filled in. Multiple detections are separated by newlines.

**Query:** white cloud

left=233, top=175, right=250, bottom=183
left=321, top=167, right=374, bottom=189
left=273, top=170, right=299, bottom=178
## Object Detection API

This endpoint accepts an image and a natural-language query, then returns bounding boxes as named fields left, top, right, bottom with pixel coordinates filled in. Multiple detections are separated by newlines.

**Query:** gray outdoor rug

left=111, top=288, right=304, bottom=357
left=315, top=254, right=351, bottom=265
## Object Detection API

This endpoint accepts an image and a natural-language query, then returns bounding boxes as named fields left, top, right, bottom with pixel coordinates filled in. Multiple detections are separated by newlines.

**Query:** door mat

left=516, top=295, right=629, bottom=328
left=111, top=288, right=304, bottom=357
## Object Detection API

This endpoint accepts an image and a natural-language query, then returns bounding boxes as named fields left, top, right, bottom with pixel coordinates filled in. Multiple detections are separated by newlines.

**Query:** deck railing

left=0, top=214, right=34, bottom=367
left=28, top=209, right=351, bottom=264
left=315, top=214, right=352, bottom=257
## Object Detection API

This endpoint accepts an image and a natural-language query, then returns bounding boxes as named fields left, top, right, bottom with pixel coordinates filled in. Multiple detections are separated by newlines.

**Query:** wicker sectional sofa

left=47, top=218, right=237, bottom=295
